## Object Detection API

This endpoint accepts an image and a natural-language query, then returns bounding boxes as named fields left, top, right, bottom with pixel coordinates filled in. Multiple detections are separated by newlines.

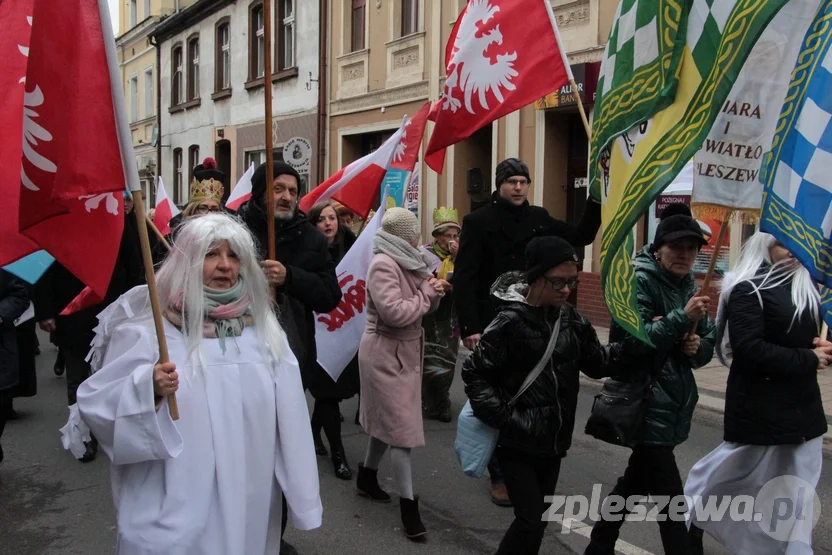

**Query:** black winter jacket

left=454, top=191, right=601, bottom=338
left=723, top=271, right=827, bottom=445
left=0, top=271, right=30, bottom=392
left=461, top=273, right=618, bottom=457
left=237, top=200, right=341, bottom=373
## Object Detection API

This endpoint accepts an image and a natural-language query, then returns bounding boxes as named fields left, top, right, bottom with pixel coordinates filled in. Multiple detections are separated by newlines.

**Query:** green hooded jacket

left=609, top=247, right=716, bottom=447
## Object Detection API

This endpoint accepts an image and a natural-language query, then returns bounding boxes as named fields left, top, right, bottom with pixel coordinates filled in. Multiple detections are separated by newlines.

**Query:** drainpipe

left=151, top=33, right=162, bottom=191
left=316, top=0, right=328, bottom=184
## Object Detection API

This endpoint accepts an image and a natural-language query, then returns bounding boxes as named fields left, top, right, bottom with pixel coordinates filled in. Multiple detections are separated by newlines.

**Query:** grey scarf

left=373, top=230, right=433, bottom=278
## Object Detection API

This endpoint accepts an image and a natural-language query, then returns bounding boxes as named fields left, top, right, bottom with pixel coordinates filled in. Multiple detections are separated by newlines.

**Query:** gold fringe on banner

left=691, top=203, right=760, bottom=225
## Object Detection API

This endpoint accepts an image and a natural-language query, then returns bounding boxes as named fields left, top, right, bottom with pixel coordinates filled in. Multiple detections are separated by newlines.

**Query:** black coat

left=237, top=200, right=341, bottom=374
left=306, top=227, right=361, bottom=400
left=35, top=218, right=144, bottom=348
left=0, top=271, right=30, bottom=392
left=454, top=191, right=601, bottom=338
left=723, top=273, right=828, bottom=445
left=461, top=273, right=617, bottom=457
left=12, top=282, right=38, bottom=398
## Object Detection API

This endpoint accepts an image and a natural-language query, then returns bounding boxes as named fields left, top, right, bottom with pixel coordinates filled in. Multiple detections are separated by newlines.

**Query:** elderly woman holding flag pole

left=68, top=214, right=321, bottom=555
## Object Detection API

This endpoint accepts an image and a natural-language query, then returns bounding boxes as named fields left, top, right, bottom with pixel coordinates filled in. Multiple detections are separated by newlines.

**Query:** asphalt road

left=1, top=339, right=830, bottom=555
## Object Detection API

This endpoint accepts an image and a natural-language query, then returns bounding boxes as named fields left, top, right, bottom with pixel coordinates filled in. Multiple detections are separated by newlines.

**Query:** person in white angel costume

left=62, top=213, right=322, bottom=555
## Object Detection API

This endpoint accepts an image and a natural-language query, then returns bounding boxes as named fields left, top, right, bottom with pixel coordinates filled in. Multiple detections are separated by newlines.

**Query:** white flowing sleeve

left=272, top=336, right=323, bottom=531
left=76, top=322, right=183, bottom=465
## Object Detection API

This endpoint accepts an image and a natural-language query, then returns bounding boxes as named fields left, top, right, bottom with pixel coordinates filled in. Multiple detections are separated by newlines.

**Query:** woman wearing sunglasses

left=462, top=236, right=619, bottom=555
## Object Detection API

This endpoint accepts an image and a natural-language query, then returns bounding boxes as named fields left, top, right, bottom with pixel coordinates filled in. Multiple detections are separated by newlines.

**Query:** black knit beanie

left=251, top=161, right=302, bottom=208
left=495, top=158, right=530, bottom=187
left=525, top=236, right=579, bottom=283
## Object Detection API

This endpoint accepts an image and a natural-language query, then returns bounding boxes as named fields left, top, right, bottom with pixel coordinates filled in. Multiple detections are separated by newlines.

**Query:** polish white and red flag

left=153, top=177, right=180, bottom=235
left=425, top=0, right=571, bottom=160
left=0, top=0, right=139, bottom=312
left=299, top=120, right=406, bottom=219
left=225, top=163, right=255, bottom=212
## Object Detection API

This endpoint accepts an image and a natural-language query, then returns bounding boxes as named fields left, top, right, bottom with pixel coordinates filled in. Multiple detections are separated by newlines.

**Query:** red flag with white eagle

left=153, top=177, right=180, bottom=236
left=389, top=101, right=431, bottom=172
left=0, top=0, right=128, bottom=307
left=300, top=120, right=406, bottom=219
left=426, top=0, right=570, bottom=158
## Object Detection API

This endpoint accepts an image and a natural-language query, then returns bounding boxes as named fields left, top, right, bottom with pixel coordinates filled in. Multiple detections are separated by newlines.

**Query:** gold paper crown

left=189, top=177, right=224, bottom=204
left=432, top=207, right=460, bottom=232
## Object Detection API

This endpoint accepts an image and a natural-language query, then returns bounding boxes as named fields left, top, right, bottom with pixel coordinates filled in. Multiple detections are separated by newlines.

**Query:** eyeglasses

left=505, top=178, right=530, bottom=186
left=543, top=277, right=579, bottom=291
left=195, top=204, right=222, bottom=214
left=441, top=233, right=460, bottom=241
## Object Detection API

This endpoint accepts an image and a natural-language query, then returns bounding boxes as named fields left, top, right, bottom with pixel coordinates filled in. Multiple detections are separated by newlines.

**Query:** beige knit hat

left=382, top=207, right=420, bottom=244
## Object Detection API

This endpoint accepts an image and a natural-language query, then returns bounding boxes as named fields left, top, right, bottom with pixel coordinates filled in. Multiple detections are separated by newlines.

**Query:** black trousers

left=488, top=453, right=504, bottom=484
left=311, top=398, right=343, bottom=453
left=586, top=445, right=690, bottom=555
left=0, top=390, right=11, bottom=441
left=64, top=346, right=92, bottom=405
left=495, top=447, right=562, bottom=555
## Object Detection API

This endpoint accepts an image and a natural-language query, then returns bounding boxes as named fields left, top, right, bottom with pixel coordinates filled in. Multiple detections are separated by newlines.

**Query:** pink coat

left=358, top=253, right=440, bottom=448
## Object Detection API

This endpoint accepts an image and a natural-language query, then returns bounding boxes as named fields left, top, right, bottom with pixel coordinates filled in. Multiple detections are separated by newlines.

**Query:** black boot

left=79, top=436, right=98, bottom=463
left=400, top=496, right=426, bottom=541
left=312, top=428, right=328, bottom=457
left=688, top=524, right=704, bottom=555
left=331, top=446, right=352, bottom=480
left=356, top=463, right=391, bottom=502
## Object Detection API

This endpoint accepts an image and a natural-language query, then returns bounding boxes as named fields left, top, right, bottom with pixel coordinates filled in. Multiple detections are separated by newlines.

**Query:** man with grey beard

left=236, top=160, right=341, bottom=555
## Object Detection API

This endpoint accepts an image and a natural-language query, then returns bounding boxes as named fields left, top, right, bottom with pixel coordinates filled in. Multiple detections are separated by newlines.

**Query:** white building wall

left=159, top=0, right=319, bottom=202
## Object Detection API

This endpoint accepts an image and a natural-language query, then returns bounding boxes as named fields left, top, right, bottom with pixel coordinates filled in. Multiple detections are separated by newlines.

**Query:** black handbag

left=584, top=357, right=665, bottom=447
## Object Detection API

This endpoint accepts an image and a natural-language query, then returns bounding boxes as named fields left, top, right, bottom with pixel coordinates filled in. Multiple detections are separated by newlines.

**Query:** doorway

left=215, top=139, right=232, bottom=204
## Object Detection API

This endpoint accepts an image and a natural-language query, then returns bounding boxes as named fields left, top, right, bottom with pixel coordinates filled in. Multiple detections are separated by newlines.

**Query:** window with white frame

left=188, top=145, right=200, bottom=185
left=130, top=0, right=137, bottom=27
left=129, top=75, right=139, bottom=122
left=144, top=67, right=154, bottom=117
left=251, top=4, right=265, bottom=79
left=187, top=36, right=200, bottom=100
left=216, top=21, right=231, bottom=91
left=172, top=45, right=184, bottom=105
left=173, top=148, right=184, bottom=205
left=401, top=0, right=418, bottom=36
left=245, top=149, right=266, bottom=170
left=350, top=0, right=365, bottom=52
left=143, top=0, right=150, bottom=19
left=279, top=0, right=295, bottom=70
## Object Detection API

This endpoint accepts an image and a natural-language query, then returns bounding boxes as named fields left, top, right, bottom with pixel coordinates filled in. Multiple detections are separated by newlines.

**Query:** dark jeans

left=65, top=346, right=92, bottom=405
left=311, top=398, right=343, bottom=453
left=495, top=447, right=562, bottom=555
left=586, top=445, right=690, bottom=555
left=488, top=453, right=504, bottom=484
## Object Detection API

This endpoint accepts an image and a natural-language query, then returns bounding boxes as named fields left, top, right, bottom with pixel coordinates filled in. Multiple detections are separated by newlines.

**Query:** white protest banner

left=313, top=199, right=387, bottom=381
left=692, top=0, right=822, bottom=222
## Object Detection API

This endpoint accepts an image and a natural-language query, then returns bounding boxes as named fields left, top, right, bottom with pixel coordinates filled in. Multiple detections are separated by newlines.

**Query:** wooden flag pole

left=133, top=193, right=179, bottom=420
left=145, top=214, right=172, bottom=251
left=822, top=322, right=829, bottom=340
left=263, top=0, right=276, bottom=260
left=543, top=0, right=591, bottom=140
left=690, top=219, right=729, bottom=335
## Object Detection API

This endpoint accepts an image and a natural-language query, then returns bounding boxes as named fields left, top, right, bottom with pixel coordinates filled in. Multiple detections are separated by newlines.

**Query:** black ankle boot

left=331, top=447, right=352, bottom=480
left=312, top=428, right=328, bottom=457
left=688, top=524, right=704, bottom=555
left=400, top=496, right=426, bottom=541
left=356, top=463, right=391, bottom=502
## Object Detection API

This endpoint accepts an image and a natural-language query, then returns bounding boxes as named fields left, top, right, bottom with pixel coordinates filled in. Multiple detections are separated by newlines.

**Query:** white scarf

left=373, top=230, right=433, bottom=278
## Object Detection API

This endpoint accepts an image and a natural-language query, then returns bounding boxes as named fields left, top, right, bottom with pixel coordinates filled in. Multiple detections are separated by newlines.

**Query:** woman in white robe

left=68, top=214, right=321, bottom=555
left=685, top=232, right=831, bottom=555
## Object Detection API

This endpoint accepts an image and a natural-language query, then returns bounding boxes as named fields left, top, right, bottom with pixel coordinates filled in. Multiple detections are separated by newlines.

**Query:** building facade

left=152, top=0, right=321, bottom=207
left=325, top=0, right=617, bottom=250
left=117, top=0, right=197, bottom=203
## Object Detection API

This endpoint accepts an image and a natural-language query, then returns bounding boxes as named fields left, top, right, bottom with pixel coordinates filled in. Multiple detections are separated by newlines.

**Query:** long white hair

left=155, top=213, right=285, bottom=367
left=716, top=231, right=820, bottom=365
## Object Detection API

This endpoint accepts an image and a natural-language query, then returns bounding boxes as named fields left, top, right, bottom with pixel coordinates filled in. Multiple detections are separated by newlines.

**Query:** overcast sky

left=108, top=0, right=119, bottom=34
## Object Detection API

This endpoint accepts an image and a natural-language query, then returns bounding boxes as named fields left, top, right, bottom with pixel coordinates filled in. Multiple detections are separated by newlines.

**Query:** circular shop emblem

left=283, top=137, right=312, bottom=171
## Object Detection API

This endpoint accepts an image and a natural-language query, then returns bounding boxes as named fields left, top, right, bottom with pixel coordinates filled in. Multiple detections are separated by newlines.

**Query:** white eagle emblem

left=443, top=0, right=518, bottom=115
left=393, top=120, right=411, bottom=163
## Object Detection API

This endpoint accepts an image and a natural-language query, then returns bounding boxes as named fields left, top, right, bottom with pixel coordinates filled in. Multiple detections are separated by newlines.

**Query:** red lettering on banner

left=316, top=275, right=367, bottom=331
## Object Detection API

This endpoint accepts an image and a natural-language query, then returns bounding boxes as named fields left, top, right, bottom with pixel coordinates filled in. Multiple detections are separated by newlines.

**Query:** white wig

left=716, top=231, right=820, bottom=366
left=155, top=213, right=285, bottom=366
